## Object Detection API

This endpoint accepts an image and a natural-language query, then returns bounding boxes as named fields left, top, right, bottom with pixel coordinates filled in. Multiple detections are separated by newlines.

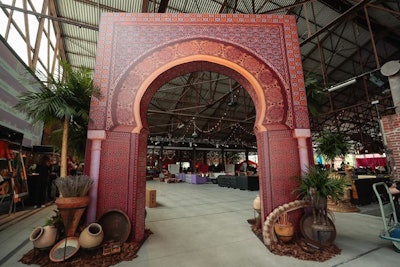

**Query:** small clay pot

left=274, top=223, right=294, bottom=242
left=29, top=225, right=58, bottom=249
left=79, top=223, right=104, bottom=249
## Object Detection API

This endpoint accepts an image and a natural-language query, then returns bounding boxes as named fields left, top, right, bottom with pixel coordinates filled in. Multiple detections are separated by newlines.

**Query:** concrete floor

left=0, top=180, right=399, bottom=266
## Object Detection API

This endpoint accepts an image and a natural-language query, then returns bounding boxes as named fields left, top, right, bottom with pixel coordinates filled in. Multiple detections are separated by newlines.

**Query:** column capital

left=87, top=130, right=106, bottom=140
left=293, top=128, right=311, bottom=138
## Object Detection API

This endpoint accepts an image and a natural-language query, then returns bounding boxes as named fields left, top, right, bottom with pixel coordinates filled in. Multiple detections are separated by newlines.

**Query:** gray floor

left=0, top=180, right=399, bottom=266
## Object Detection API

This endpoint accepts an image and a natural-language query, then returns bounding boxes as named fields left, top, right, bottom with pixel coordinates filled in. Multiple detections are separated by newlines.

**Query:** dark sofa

left=217, top=175, right=259, bottom=191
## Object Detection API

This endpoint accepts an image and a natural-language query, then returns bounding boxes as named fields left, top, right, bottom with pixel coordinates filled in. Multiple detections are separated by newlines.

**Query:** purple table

left=185, top=174, right=207, bottom=184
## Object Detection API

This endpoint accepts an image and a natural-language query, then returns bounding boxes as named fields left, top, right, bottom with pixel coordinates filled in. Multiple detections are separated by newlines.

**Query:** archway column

left=293, top=129, right=311, bottom=173
left=87, top=130, right=106, bottom=223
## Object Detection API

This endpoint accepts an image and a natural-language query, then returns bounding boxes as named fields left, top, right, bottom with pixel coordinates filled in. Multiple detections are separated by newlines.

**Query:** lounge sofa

left=217, top=175, right=259, bottom=191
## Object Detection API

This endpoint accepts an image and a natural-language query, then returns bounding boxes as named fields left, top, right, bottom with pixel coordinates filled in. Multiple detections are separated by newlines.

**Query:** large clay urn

left=55, top=196, right=90, bottom=237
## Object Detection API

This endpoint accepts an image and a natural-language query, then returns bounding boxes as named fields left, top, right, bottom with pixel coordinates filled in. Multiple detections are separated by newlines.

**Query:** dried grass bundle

left=55, top=175, right=93, bottom=197
left=277, top=212, right=291, bottom=225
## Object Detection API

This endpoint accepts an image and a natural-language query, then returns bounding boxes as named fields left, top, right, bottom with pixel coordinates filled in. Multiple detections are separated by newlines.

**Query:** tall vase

left=253, top=195, right=261, bottom=229
left=29, top=225, right=58, bottom=249
left=79, top=222, right=104, bottom=249
left=55, top=196, right=90, bottom=237
left=253, top=195, right=261, bottom=212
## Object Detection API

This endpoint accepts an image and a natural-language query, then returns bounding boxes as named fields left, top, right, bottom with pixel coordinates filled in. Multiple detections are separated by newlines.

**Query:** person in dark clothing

left=389, top=181, right=400, bottom=220
left=389, top=181, right=400, bottom=196
left=33, top=155, right=51, bottom=208
left=47, top=162, right=59, bottom=201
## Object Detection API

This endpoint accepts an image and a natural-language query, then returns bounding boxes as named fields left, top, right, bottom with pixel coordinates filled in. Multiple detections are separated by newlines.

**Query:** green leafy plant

left=54, top=175, right=93, bottom=197
left=315, top=131, right=351, bottom=164
left=305, top=73, right=326, bottom=117
left=15, top=61, right=101, bottom=177
left=44, top=210, right=65, bottom=236
left=294, top=166, right=350, bottom=202
left=44, top=210, right=62, bottom=226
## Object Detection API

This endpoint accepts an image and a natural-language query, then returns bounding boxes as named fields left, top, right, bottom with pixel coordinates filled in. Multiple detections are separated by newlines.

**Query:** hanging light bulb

left=227, top=78, right=238, bottom=107
left=192, top=117, right=198, bottom=138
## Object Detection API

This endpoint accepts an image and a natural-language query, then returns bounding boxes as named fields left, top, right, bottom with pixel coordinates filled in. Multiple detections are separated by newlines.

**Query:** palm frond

left=293, top=166, right=350, bottom=202
left=15, top=60, right=101, bottom=176
left=315, top=131, right=351, bottom=162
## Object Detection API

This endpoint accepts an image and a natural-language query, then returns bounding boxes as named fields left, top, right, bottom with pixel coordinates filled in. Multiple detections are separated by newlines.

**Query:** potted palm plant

left=295, top=166, right=350, bottom=203
left=315, top=131, right=350, bottom=169
left=15, top=61, right=100, bottom=177
left=294, top=166, right=350, bottom=245
left=314, top=131, right=359, bottom=212
left=54, top=175, right=93, bottom=237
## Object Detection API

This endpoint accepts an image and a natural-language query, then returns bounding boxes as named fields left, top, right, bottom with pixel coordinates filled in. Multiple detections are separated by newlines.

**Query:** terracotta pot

left=274, top=223, right=294, bottom=242
left=55, top=196, right=90, bottom=237
left=29, top=225, right=58, bottom=249
left=79, top=223, right=104, bottom=249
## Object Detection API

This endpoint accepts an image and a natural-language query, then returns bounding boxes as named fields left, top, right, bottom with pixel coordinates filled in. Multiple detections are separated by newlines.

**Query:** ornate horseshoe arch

left=86, top=14, right=311, bottom=243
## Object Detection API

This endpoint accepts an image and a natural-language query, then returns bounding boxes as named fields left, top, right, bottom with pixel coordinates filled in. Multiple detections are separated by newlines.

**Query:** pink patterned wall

left=88, top=13, right=310, bottom=242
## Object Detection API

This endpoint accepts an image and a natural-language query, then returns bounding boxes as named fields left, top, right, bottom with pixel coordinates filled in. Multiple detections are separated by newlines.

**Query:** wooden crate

left=145, top=188, right=157, bottom=208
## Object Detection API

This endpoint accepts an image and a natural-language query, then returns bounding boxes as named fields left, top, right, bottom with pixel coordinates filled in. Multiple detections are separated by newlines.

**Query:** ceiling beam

left=158, top=0, right=169, bottom=13
left=23, top=0, right=33, bottom=69
left=61, top=34, right=98, bottom=45
left=148, top=109, right=254, bottom=124
left=261, top=0, right=315, bottom=14
left=0, top=2, right=99, bottom=31
left=32, top=0, right=49, bottom=69
left=48, top=0, right=67, bottom=70
left=142, top=0, right=149, bottom=12
left=299, top=0, right=373, bottom=47
left=218, top=0, right=228, bottom=13
left=74, top=0, right=124, bottom=12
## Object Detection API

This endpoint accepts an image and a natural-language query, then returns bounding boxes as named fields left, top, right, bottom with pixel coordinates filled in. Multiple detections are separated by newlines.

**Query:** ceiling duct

left=381, top=60, right=400, bottom=114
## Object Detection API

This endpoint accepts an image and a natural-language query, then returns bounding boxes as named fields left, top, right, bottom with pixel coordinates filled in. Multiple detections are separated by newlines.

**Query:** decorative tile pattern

left=97, top=131, right=131, bottom=217
left=91, top=13, right=311, bottom=132
left=112, top=39, right=292, bottom=130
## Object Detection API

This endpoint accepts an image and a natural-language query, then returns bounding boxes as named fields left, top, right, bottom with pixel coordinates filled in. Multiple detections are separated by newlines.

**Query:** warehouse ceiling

left=1, top=0, right=400, bottom=153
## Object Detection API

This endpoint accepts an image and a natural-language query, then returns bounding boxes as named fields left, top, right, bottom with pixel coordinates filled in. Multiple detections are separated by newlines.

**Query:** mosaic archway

left=86, top=14, right=312, bottom=242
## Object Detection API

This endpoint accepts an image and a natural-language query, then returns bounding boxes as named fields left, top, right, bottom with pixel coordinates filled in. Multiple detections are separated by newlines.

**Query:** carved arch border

left=106, top=38, right=295, bottom=133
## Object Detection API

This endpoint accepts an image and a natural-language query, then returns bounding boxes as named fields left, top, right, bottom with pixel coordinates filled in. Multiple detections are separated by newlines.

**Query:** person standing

left=67, top=156, right=78, bottom=176
left=33, top=155, right=51, bottom=208
left=47, top=159, right=60, bottom=201
left=389, top=181, right=400, bottom=196
left=389, top=181, right=400, bottom=220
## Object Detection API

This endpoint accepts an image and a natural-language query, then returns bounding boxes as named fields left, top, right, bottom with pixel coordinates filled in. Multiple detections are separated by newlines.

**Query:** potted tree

left=315, top=131, right=350, bottom=170
left=314, top=131, right=358, bottom=212
left=294, top=166, right=350, bottom=245
left=305, top=73, right=327, bottom=118
left=15, top=61, right=100, bottom=177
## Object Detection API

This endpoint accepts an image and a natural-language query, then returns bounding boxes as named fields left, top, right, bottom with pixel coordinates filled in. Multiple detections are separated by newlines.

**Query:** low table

left=185, top=174, right=207, bottom=184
